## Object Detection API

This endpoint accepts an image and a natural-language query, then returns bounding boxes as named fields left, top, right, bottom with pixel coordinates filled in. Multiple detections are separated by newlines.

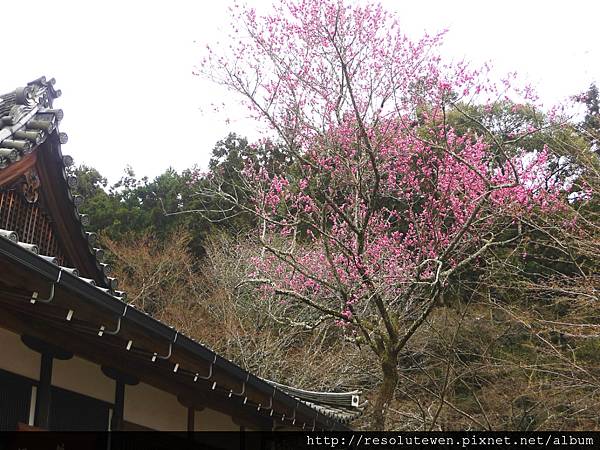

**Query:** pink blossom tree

left=199, top=0, right=565, bottom=429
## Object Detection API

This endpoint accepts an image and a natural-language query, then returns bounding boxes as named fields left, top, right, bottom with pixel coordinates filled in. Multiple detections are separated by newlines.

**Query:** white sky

left=2, top=0, right=598, bottom=183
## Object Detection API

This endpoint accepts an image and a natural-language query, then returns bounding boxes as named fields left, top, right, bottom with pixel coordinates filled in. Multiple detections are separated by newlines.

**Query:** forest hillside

left=69, top=83, right=599, bottom=429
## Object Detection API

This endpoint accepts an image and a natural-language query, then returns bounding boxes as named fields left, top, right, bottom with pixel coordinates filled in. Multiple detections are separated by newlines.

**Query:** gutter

left=0, top=236, right=350, bottom=431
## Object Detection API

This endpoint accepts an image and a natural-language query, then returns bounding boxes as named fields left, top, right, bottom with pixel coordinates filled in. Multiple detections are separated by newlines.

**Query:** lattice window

left=0, top=187, right=67, bottom=266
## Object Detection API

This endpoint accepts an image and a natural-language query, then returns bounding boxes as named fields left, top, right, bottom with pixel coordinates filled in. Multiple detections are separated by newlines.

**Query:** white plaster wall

left=0, top=327, right=241, bottom=432
left=52, top=356, right=115, bottom=403
left=123, top=382, right=187, bottom=431
left=0, top=327, right=40, bottom=380
left=195, top=408, right=239, bottom=431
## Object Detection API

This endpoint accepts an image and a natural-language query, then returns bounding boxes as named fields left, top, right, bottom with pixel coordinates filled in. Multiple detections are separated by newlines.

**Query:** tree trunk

left=371, top=351, right=399, bottom=430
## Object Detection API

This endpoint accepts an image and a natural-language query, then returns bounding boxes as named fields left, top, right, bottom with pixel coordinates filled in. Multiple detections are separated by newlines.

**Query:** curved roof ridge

left=263, top=378, right=366, bottom=420
left=264, top=378, right=360, bottom=396
left=297, top=399, right=365, bottom=423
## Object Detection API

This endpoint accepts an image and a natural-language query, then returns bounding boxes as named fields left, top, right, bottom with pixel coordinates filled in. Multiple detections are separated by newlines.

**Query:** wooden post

left=187, top=407, right=195, bottom=433
left=34, top=352, right=53, bottom=429
left=21, top=335, right=72, bottom=430
left=111, top=379, right=125, bottom=431
left=240, top=425, right=246, bottom=450
left=101, top=366, right=139, bottom=432
left=187, top=407, right=195, bottom=444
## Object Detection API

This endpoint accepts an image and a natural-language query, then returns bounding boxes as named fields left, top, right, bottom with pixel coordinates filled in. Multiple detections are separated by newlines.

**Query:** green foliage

left=581, top=84, right=600, bottom=132
left=68, top=133, right=278, bottom=255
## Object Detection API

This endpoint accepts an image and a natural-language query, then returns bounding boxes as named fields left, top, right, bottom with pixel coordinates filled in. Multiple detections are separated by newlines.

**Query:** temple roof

left=0, top=77, right=112, bottom=288
left=0, top=77, right=364, bottom=429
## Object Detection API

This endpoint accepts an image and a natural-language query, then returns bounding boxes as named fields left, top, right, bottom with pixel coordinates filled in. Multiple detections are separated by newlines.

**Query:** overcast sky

left=2, top=0, right=598, bottom=183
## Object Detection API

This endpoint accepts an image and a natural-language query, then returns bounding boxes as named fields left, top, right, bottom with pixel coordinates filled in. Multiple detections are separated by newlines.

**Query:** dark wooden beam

left=0, top=151, right=37, bottom=187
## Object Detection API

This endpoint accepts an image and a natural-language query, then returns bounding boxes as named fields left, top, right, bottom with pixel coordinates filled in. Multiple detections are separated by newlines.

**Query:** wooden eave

left=0, top=238, right=349, bottom=431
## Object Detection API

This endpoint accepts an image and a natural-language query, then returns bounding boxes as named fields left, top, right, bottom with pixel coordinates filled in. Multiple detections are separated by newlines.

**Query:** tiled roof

left=263, top=379, right=365, bottom=424
left=0, top=227, right=126, bottom=301
left=0, top=76, right=63, bottom=167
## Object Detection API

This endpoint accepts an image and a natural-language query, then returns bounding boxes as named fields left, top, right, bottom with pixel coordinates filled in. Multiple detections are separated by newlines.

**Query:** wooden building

left=0, top=77, right=363, bottom=432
